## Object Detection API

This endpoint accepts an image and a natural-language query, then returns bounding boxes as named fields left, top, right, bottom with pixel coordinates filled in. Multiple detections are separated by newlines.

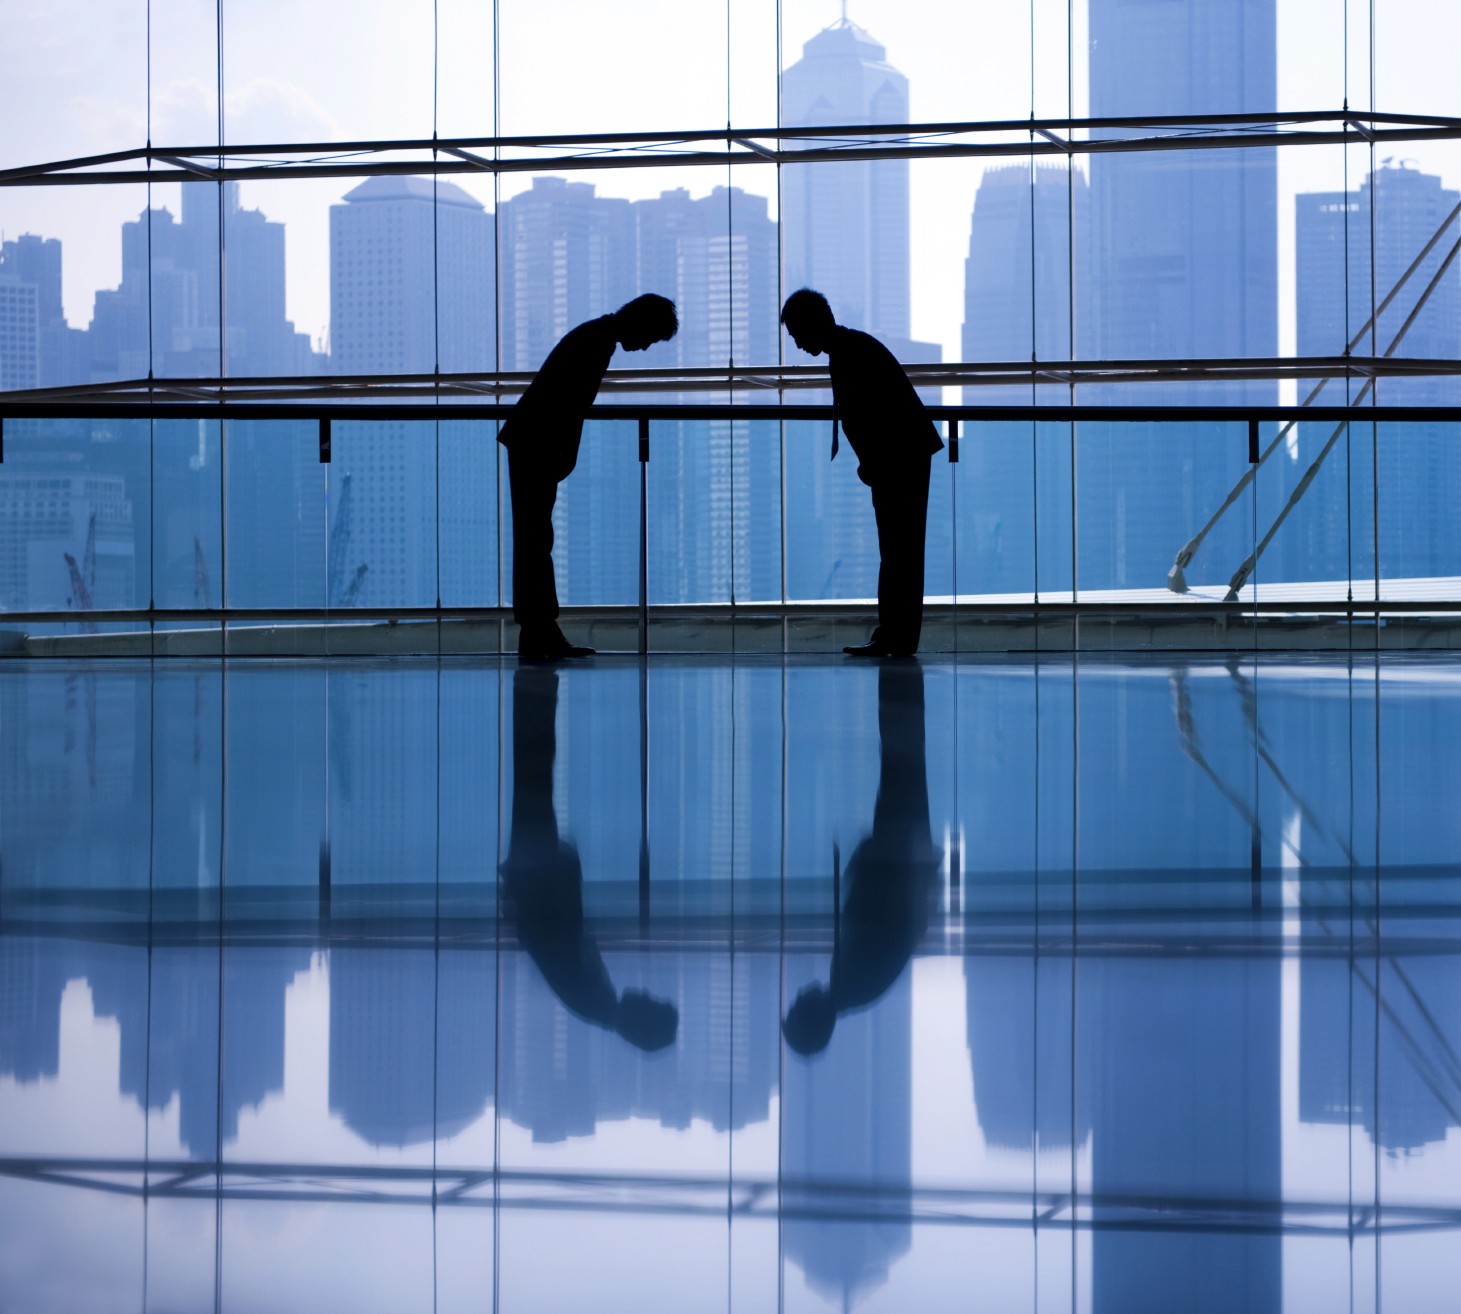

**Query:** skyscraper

left=960, top=163, right=1088, bottom=594
left=0, top=233, right=87, bottom=388
left=1283, top=164, right=1461, bottom=583
left=0, top=276, right=38, bottom=391
left=1079, top=9, right=1282, bottom=1307
left=781, top=18, right=912, bottom=352
left=329, top=175, right=496, bottom=606
left=1083, top=0, right=1278, bottom=592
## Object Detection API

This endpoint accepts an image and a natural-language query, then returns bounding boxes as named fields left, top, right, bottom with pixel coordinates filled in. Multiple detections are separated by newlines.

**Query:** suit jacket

left=498, top=315, right=618, bottom=483
left=826, top=325, right=943, bottom=486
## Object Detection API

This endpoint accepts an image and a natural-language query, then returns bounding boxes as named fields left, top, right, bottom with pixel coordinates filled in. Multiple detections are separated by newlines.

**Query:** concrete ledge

left=12, top=607, right=1461, bottom=658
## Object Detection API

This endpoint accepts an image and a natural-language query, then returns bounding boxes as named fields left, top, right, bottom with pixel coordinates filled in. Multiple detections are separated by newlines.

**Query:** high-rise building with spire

left=780, top=15, right=946, bottom=609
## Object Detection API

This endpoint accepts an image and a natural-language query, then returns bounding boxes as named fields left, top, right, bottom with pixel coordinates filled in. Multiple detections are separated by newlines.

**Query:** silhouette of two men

left=498, top=294, right=678, bottom=661
left=504, top=286, right=938, bottom=659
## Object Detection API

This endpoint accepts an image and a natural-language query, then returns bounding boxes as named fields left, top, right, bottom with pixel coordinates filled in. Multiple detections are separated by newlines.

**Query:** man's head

left=781, top=982, right=837, bottom=1056
left=613, top=988, right=679, bottom=1052
left=780, top=288, right=836, bottom=357
left=613, top=293, right=679, bottom=352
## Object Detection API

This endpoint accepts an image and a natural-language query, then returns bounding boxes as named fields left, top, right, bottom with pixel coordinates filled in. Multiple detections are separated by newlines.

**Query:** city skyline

left=4, top=9, right=1460, bottom=615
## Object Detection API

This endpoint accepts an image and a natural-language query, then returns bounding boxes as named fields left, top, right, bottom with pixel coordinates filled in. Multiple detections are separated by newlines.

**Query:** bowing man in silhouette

left=499, top=666, right=678, bottom=1051
left=499, top=294, right=679, bottom=661
left=780, top=288, right=943, bottom=657
left=782, top=663, right=941, bottom=1057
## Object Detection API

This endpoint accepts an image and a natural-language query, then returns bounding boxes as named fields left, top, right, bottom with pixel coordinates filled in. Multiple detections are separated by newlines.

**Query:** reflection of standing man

left=500, top=667, right=678, bottom=1051
left=781, top=288, right=942, bottom=657
left=499, top=294, right=678, bottom=661
left=782, top=663, right=940, bottom=1056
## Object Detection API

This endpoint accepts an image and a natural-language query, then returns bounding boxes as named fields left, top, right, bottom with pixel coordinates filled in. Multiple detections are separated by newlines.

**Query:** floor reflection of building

left=964, top=951, right=1082, bottom=1156
left=1300, top=917, right=1461, bottom=1154
left=328, top=945, right=495, bottom=1147
left=0, top=667, right=149, bottom=892
left=0, top=936, right=305, bottom=1158
left=496, top=946, right=778, bottom=1143
left=0, top=936, right=82, bottom=1082
left=781, top=971, right=912, bottom=1305
left=968, top=944, right=1281, bottom=1311
left=88, top=944, right=309, bottom=1158
left=1082, top=954, right=1281, bottom=1313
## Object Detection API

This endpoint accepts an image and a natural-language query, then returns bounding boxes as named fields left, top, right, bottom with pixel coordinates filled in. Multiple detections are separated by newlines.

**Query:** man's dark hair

left=616, top=293, right=679, bottom=340
left=780, top=288, right=834, bottom=332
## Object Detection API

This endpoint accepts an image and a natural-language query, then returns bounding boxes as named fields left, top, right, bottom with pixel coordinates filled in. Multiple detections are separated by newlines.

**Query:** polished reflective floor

left=2, top=653, right=1460, bottom=1312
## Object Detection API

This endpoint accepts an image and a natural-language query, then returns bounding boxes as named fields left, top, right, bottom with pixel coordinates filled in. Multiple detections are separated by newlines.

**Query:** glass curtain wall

left=1, top=2, right=1459, bottom=636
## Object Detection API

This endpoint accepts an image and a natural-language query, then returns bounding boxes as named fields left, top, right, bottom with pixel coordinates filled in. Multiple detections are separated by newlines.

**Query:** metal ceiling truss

left=5, top=354, right=1461, bottom=410
left=4, top=109, right=1460, bottom=188
left=1, top=1156, right=1456, bottom=1234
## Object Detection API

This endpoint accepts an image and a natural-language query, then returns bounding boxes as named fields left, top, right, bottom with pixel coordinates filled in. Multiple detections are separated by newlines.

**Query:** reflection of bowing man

left=499, top=667, right=678, bottom=1051
left=783, top=664, right=941, bottom=1056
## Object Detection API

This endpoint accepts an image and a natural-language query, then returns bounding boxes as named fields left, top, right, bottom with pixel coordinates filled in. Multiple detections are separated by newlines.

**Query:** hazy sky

left=2, top=0, right=1457, bottom=366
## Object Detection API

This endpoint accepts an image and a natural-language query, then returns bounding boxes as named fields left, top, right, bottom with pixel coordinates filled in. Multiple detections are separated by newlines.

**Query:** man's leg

left=872, top=454, right=931, bottom=654
left=508, top=447, right=559, bottom=635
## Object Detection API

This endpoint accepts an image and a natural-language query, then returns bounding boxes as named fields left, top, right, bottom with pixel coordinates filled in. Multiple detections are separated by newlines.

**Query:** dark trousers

left=507, top=446, right=561, bottom=630
left=869, top=451, right=932, bottom=650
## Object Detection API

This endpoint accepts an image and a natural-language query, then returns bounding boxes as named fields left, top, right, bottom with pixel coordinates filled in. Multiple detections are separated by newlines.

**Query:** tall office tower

left=0, top=277, right=38, bottom=390
left=88, top=203, right=193, bottom=380
left=499, top=177, right=637, bottom=607
left=960, top=164, right=1088, bottom=594
left=329, top=176, right=496, bottom=607
left=179, top=184, right=321, bottom=377
left=88, top=184, right=320, bottom=381
left=633, top=186, right=781, bottom=603
left=1285, top=164, right=1461, bottom=583
left=0, top=234, right=87, bottom=388
left=1083, top=0, right=1278, bottom=592
left=781, top=17, right=945, bottom=609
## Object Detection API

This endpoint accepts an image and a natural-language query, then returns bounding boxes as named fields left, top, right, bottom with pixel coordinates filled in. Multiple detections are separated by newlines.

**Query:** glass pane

left=153, top=418, right=222, bottom=610
left=222, top=0, right=435, bottom=144
left=327, top=423, right=437, bottom=611
left=436, top=0, right=496, bottom=141
left=0, top=2, right=145, bottom=170
left=497, top=0, right=726, bottom=137
left=223, top=419, right=326, bottom=608
left=0, top=417, right=151, bottom=614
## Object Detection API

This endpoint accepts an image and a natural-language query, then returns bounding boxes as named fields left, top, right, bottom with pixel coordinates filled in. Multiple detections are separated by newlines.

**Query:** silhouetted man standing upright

left=499, top=294, right=678, bottom=660
left=781, top=288, right=942, bottom=657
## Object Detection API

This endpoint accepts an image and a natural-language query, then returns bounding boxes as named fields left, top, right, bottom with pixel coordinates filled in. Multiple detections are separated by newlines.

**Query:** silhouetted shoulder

left=499, top=314, right=619, bottom=449
left=830, top=325, right=903, bottom=372
left=825, top=325, right=943, bottom=455
left=536, top=314, right=617, bottom=379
